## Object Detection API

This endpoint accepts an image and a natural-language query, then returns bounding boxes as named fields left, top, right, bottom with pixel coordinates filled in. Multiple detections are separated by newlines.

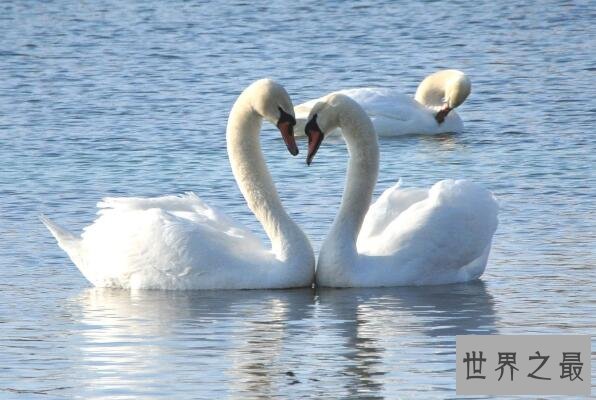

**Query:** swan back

left=414, top=69, right=471, bottom=109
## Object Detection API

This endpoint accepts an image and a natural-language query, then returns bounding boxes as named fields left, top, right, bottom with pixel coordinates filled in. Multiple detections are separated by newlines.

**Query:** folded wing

left=358, top=180, right=498, bottom=276
left=75, top=193, right=268, bottom=288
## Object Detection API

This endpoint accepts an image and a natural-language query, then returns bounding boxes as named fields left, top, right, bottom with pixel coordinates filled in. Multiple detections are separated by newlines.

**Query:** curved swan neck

left=414, top=69, right=470, bottom=109
left=226, top=90, right=308, bottom=261
left=326, top=99, right=380, bottom=248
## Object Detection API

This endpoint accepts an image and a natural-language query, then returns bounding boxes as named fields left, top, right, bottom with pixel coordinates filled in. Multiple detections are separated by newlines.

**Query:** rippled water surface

left=1, top=1, right=595, bottom=398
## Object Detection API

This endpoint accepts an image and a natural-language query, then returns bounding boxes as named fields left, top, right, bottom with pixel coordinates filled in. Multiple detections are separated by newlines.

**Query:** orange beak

left=305, top=115, right=324, bottom=165
left=277, top=109, right=298, bottom=156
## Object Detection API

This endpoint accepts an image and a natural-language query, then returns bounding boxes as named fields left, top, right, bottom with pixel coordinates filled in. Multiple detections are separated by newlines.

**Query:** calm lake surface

left=1, top=0, right=594, bottom=398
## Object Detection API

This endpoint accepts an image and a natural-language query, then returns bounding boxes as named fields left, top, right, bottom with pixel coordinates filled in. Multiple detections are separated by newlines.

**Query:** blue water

left=1, top=0, right=595, bottom=398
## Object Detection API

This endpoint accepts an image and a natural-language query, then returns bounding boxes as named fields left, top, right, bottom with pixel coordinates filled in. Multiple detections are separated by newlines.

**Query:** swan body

left=304, top=93, right=497, bottom=287
left=295, top=69, right=471, bottom=137
left=42, top=79, right=315, bottom=290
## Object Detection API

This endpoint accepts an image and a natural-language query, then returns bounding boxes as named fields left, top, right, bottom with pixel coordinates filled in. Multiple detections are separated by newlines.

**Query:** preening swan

left=295, top=69, right=471, bottom=137
left=304, top=93, right=497, bottom=287
left=42, top=79, right=315, bottom=290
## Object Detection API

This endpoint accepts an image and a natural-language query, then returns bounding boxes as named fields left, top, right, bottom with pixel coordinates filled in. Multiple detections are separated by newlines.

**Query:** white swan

left=41, top=79, right=315, bottom=290
left=304, top=93, right=498, bottom=287
left=295, top=69, right=471, bottom=137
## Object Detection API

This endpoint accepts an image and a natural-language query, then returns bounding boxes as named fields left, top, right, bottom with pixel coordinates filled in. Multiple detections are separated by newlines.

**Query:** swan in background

left=304, top=93, right=497, bottom=287
left=42, top=79, right=315, bottom=290
left=295, top=69, right=471, bottom=137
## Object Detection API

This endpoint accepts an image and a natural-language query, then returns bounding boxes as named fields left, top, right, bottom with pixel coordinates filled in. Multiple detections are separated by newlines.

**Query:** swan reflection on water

left=315, top=282, right=497, bottom=397
left=68, top=281, right=495, bottom=398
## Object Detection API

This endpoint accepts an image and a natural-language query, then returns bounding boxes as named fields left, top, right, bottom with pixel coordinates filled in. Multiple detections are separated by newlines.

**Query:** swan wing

left=75, top=193, right=268, bottom=289
left=358, top=180, right=498, bottom=275
left=339, top=88, right=421, bottom=120
left=95, top=192, right=261, bottom=245
left=358, top=180, right=429, bottom=243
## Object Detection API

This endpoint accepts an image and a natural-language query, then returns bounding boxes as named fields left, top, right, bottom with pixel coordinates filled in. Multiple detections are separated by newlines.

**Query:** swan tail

left=40, top=215, right=84, bottom=265
left=40, top=214, right=76, bottom=242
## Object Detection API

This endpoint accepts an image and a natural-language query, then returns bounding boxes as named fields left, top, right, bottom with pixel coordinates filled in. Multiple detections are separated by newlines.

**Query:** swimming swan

left=42, top=79, right=315, bottom=290
left=296, top=69, right=471, bottom=137
left=304, top=93, right=497, bottom=287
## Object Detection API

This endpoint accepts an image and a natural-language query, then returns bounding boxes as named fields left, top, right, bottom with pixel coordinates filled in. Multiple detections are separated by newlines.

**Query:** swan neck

left=414, top=80, right=445, bottom=109
left=327, top=105, right=379, bottom=248
left=226, top=95, right=309, bottom=261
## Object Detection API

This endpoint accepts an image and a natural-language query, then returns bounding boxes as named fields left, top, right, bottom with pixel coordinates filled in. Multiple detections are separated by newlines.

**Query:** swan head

left=435, top=73, right=471, bottom=123
left=304, top=93, right=347, bottom=165
left=444, top=72, right=471, bottom=109
left=248, top=79, right=299, bottom=156
left=435, top=70, right=472, bottom=124
left=415, top=70, right=471, bottom=123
